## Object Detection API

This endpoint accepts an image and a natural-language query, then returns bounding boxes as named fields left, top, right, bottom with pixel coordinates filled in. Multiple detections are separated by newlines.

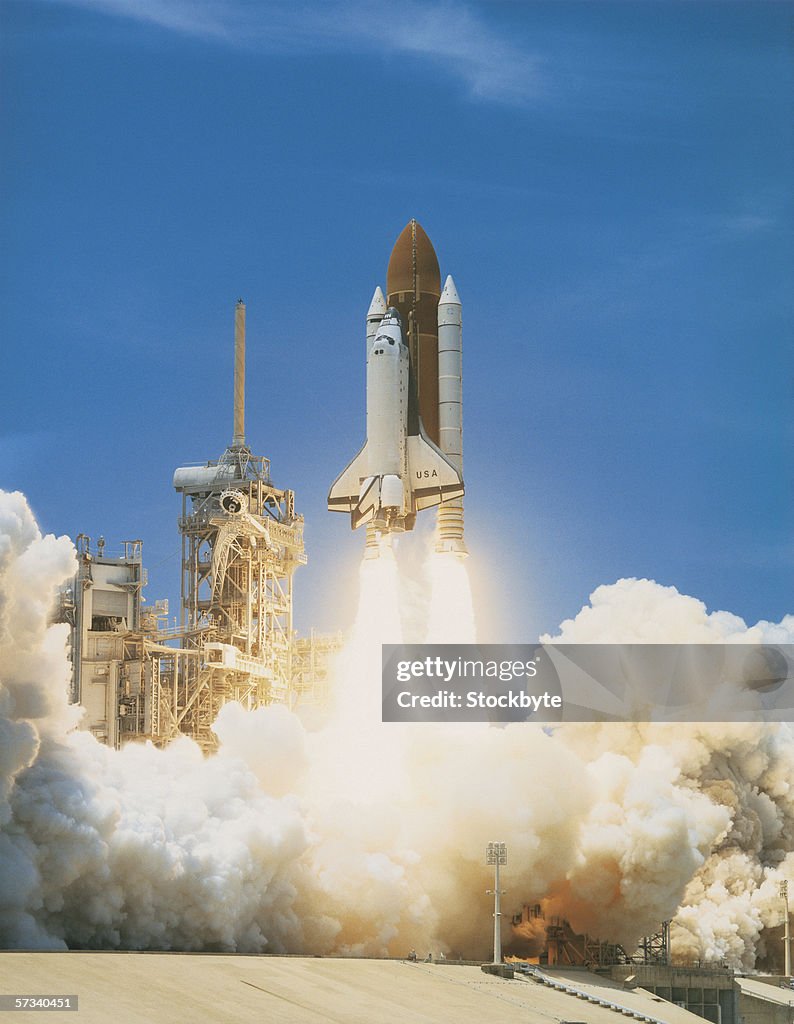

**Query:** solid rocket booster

left=328, top=220, right=466, bottom=549
left=365, top=287, right=388, bottom=556
left=436, top=276, right=467, bottom=554
left=366, top=286, right=387, bottom=350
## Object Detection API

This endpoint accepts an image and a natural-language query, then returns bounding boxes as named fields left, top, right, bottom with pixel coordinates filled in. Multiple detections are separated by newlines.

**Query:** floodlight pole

left=486, top=842, right=507, bottom=964
left=782, top=880, right=791, bottom=978
left=493, top=855, right=503, bottom=964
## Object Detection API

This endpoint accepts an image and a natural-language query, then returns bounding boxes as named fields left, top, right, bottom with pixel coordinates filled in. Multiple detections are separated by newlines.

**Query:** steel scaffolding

left=171, top=445, right=306, bottom=748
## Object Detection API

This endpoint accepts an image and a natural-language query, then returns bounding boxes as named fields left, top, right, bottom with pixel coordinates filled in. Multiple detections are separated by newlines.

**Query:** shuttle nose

left=371, top=316, right=404, bottom=354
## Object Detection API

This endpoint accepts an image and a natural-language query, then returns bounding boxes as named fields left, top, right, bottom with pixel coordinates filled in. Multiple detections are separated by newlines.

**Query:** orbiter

left=328, top=220, right=467, bottom=554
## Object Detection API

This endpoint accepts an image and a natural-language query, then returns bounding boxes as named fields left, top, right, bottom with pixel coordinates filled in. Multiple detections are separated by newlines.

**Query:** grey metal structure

left=510, top=903, right=672, bottom=970
left=610, top=963, right=739, bottom=1023
left=57, top=535, right=164, bottom=748
left=291, top=629, right=345, bottom=708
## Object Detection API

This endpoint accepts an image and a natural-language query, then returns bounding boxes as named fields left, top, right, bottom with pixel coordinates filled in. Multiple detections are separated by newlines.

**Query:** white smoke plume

left=1, top=490, right=792, bottom=971
left=0, top=492, right=311, bottom=951
left=544, top=578, right=794, bottom=969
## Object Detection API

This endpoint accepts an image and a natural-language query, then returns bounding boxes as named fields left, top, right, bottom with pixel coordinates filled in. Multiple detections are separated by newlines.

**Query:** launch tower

left=171, top=302, right=306, bottom=747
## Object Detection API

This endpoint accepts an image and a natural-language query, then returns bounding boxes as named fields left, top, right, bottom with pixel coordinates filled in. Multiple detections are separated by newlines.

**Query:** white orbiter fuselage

left=328, top=309, right=464, bottom=533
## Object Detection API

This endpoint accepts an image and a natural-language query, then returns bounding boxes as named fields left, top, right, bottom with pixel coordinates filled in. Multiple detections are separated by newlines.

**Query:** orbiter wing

left=328, top=442, right=369, bottom=514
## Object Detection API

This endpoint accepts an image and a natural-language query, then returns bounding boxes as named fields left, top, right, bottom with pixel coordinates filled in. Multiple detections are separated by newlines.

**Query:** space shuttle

left=328, top=306, right=463, bottom=533
left=328, top=220, right=467, bottom=552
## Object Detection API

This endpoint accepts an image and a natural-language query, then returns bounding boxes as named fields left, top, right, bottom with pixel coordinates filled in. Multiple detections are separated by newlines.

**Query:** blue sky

left=1, top=0, right=791, bottom=640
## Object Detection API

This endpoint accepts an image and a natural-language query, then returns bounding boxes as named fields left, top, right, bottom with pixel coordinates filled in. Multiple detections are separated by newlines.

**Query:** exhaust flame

left=426, top=552, right=476, bottom=644
left=1, top=491, right=793, bottom=970
left=306, top=539, right=406, bottom=807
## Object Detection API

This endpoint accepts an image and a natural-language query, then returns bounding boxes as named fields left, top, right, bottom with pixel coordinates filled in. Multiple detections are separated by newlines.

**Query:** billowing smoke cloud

left=0, top=493, right=313, bottom=950
left=543, top=579, right=794, bottom=968
left=1, top=490, right=792, bottom=970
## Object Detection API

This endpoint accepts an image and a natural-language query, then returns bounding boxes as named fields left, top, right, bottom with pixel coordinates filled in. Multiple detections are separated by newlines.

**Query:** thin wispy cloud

left=721, top=213, right=775, bottom=236
left=41, top=0, right=543, bottom=105
left=60, top=0, right=235, bottom=39
left=678, top=207, right=782, bottom=246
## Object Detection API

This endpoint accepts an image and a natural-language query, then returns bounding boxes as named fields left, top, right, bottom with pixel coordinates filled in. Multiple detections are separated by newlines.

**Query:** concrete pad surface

left=0, top=953, right=709, bottom=1024
left=736, top=976, right=794, bottom=1007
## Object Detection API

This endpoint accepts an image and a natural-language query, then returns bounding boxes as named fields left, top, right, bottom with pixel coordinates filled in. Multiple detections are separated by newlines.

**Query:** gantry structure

left=60, top=301, right=341, bottom=751
left=167, top=301, right=307, bottom=747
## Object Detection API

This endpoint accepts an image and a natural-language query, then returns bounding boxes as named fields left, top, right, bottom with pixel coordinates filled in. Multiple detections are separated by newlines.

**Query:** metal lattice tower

left=169, top=302, right=306, bottom=748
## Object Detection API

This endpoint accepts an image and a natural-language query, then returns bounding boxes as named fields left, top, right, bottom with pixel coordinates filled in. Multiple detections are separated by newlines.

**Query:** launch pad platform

left=1, top=952, right=713, bottom=1024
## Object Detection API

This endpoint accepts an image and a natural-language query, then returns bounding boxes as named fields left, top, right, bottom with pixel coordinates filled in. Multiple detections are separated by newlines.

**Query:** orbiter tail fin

left=406, top=430, right=464, bottom=512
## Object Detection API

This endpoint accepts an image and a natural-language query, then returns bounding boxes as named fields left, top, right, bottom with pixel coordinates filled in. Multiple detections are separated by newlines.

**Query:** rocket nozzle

left=436, top=501, right=467, bottom=557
